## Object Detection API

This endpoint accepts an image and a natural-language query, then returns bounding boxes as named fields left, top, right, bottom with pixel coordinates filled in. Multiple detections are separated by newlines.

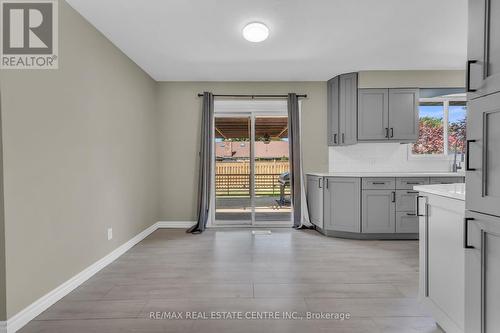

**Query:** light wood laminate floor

left=21, top=228, right=442, bottom=333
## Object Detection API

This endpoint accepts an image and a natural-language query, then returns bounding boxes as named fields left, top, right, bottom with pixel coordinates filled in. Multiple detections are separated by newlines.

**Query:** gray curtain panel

left=188, top=92, right=214, bottom=233
left=287, top=93, right=303, bottom=228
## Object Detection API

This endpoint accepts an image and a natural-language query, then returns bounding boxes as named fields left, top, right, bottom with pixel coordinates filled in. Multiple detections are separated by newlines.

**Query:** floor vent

left=252, top=230, right=272, bottom=236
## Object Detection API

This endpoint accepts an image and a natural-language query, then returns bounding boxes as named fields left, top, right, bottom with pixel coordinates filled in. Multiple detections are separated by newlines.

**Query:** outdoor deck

left=216, top=196, right=291, bottom=223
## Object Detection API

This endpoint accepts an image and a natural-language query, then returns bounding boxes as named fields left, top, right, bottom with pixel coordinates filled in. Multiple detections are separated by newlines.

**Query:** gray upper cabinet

left=388, top=89, right=419, bottom=141
left=467, top=0, right=500, bottom=99
left=466, top=92, right=500, bottom=217
left=465, top=211, right=500, bottom=333
left=306, top=175, right=324, bottom=229
left=362, top=190, right=396, bottom=233
left=327, top=73, right=357, bottom=146
left=324, top=177, right=361, bottom=233
left=357, top=89, right=389, bottom=140
left=327, top=77, right=340, bottom=146
left=339, top=73, right=358, bottom=145
left=357, top=88, right=419, bottom=142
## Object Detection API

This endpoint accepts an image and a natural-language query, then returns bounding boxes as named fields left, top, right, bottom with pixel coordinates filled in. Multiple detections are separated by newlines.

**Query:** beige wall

left=0, top=93, right=5, bottom=321
left=157, top=82, right=327, bottom=221
left=358, top=70, right=465, bottom=88
left=0, top=1, right=159, bottom=317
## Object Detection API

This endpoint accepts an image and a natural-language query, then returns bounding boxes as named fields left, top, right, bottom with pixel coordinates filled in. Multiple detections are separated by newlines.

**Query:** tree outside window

left=411, top=95, right=467, bottom=158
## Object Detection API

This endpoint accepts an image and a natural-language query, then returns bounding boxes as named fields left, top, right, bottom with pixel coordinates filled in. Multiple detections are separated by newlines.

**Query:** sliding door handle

left=466, top=60, right=478, bottom=93
left=464, top=218, right=475, bottom=249
left=466, top=139, right=477, bottom=171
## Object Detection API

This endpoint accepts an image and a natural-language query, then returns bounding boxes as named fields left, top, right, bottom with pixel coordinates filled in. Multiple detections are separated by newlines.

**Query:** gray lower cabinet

left=324, top=177, right=360, bottom=232
left=306, top=175, right=324, bottom=229
left=466, top=92, right=500, bottom=217
left=465, top=211, right=500, bottom=333
left=430, top=177, right=465, bottom=185
left=362, top=190, right=396, bottom=233
left=396, top=212, right=419, bottom=234
left=306, top=175, right=462, bottom=238
left=327, top=73, right=358, bottom=146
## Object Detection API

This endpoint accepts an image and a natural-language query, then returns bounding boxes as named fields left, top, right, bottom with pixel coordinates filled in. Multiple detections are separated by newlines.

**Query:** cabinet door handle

left=390, top=128, right=394, bottom=138
left=416, top=195, right=425, bottom=217
left=385, top=128, right=389, bottom=138
left=318, top=178, right=322, bottom=189
left=463, top=218, right=475, bottom=249
left=407, top=191, right=419, bottom=194
left=466, top=139, right=477, bottom=171
left=333, top=134, right=337, bottom=144
left=425, top=202, right=429, bottom=297
left=391, top=191, right=396, bottom=203
left=326, top=178, right=329, bottom=189
left=406, top=213, right=417, bottom=216
left=372, top=182, right=386, bottom=185
left=466, top=60, right=478, bottom=92
left=342, top=133, right=345, bottom=143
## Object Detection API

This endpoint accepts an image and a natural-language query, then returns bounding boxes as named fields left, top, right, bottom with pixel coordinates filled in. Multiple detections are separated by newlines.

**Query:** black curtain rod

left=197, top=93, right=307, bottom=98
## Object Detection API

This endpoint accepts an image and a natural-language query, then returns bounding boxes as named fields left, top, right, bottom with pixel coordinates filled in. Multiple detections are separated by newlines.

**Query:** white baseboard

left=157, top=221, right=196, bottom=228
left=6, top=222, right=159, bottom=333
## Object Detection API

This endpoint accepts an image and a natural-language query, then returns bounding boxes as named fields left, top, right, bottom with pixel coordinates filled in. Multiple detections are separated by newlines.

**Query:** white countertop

left=306, top=171, right=465, bottom=178
left=414, top=183, right=465, bottom=201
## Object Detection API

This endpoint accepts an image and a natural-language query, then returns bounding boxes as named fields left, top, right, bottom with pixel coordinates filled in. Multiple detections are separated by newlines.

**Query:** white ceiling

left=66, top=0, right=467, bottom=81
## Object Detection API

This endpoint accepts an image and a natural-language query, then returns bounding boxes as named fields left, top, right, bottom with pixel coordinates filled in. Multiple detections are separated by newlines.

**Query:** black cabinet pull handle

left=416, top=195, right=425, bottom=217
left=464, top=218, right=475, bottom=249
left=407, top=191, right=419, bottom=194
left=342, top=133, right=345, bottom=144
left=407, top=213, right=417, bottom=216
left=318, top=178, right=322, bottom=189
left=385, top=128, right=389, bottom=138
left=326, top=178, right=329, bottom=189
left=333, top=134, right=337, bottom=144
left=372, top=182, right=386, bottom=185
left=466, top=139, right=477, bottom=171
left=390, top=128, right=394, bottom=138
left=391, top=191, right=396, bottom=203
left=466, top=60, right=478, bottom=92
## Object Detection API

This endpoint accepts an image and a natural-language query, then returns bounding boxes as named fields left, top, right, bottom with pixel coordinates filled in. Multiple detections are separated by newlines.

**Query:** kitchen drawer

left=396, top=190, right=419, bottom=212
left=395, top=212, right=419, bottom=233
left=362, top=177, right=396, bottom=190
left=396, top=177, right=429, bottom=190
left=429, top=177, right=464, bottom=185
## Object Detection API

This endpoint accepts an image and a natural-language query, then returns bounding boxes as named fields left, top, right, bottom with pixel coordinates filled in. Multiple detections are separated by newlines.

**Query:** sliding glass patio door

left=213, top=111, right=292, bottom=226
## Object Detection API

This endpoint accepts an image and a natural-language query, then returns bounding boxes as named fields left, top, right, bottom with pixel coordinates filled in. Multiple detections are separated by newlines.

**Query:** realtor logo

left=1, top=0, right=58, bottom=69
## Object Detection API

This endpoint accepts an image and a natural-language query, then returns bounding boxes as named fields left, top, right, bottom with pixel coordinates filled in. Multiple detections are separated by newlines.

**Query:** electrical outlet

left=107, top=228, right=113, bottom=240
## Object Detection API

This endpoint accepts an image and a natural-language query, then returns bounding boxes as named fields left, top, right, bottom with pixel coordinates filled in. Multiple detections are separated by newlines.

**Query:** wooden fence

left=215, top=161, right=290, bottom=197
left=216, top=161, right=289, bottom=175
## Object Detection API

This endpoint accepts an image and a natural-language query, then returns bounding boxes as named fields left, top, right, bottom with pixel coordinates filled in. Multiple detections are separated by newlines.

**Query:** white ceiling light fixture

left=242, top=22, right=269, bottom=43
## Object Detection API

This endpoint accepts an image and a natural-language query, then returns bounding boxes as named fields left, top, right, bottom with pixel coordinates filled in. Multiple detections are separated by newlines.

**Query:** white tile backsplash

left=329, top=143, right=453, bottom=173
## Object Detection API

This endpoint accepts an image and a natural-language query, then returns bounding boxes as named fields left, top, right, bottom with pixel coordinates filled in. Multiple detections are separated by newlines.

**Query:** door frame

left=208, top=99, right=292, bottom=228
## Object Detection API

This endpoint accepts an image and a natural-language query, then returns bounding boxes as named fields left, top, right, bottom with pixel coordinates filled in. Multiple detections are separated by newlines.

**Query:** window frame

left=407, top=95, right=467, bottom=160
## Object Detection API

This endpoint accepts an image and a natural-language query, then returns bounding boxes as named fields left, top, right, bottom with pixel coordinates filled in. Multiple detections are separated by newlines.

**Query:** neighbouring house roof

left=216, top=141, right=289, bottom=159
